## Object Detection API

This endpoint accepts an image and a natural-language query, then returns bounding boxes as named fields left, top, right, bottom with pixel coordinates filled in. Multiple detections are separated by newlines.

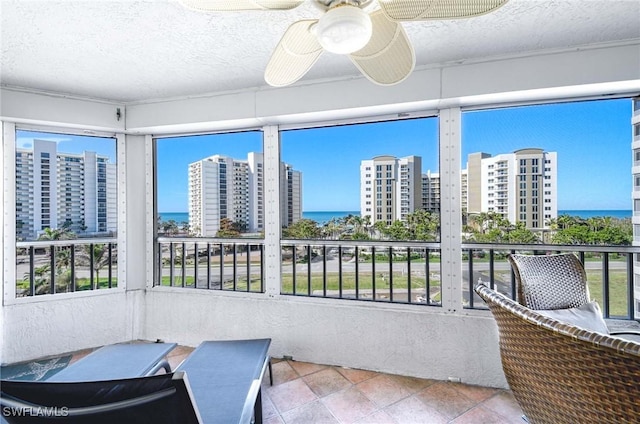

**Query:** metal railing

left=462, top=243, right=638, bottom=320
left=155, top=237, right=264, bottom=292
left=152, top=238, right=639, bottom=320
left=15, top=238, right=118, bottom=297
left=281, top=239, right=442, bottom=306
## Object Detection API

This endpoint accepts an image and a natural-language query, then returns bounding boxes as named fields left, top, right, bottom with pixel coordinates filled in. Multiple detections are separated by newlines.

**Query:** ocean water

left=157, top=211, right=361, bottom=225
left=558, top=210, right=631, bottom=219
left=159, top=212, right=189, bottom=223
left=158, top=210, right=632, bottom=224
left=302, top=211, right=360, bottom=225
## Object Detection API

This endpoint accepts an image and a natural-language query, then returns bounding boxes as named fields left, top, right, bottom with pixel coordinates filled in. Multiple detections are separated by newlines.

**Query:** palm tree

left=37, top=225, right=76, bottom=241
left=36, top=225, right=77, bottom=292
left=78, top=243, right=116, bottom=287
left=362, top=215, right=373, bottom=237
left=373, top=220, right=389, bottom=239
left=322, top=218, right=342, bottom=240
left=407, top=210, right=439, bottom=241
left=162, top=220, right=179, bottom=236
left=557, top=214, right=577, bottom=230
left=348, top=215, right=367, bottom=238
left=24, top=264, right=51, bottom=295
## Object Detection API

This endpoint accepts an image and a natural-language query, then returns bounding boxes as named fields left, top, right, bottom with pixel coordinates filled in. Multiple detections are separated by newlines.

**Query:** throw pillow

left=538, top=301, right=609, bottom=334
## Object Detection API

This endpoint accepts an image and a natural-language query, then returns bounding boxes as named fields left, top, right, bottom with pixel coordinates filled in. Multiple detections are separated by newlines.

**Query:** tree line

left=282, top=211, right=632, bottom=245
left=19, top=223, right=115, bottom=295
left=156, top=210, right=632, bottom=245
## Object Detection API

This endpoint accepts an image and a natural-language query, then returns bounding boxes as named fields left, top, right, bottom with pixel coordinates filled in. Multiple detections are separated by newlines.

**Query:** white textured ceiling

left=1, top=0, right=639, bottom=103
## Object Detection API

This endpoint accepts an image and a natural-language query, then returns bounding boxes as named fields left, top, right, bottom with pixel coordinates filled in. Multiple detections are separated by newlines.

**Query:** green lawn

left=280, top=272, right=439, bottom=296
left=585, top=270, right=630, bottom=317
left=16, top=277, right=116, bottom=295
left=157, top=275, right=262, bottom=291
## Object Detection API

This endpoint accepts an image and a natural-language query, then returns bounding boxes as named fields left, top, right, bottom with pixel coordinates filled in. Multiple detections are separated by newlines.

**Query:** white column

left=263, top=125, right=282, bottom=298
left=144, top=134, right=154, bottom=289
left=439, top=107, right=463, bottom=313
left=2, top=122, right=17, bottom=302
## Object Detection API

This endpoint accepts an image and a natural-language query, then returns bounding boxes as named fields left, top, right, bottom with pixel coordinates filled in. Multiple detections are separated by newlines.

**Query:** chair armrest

left=1, top=388, right=177, bottom=417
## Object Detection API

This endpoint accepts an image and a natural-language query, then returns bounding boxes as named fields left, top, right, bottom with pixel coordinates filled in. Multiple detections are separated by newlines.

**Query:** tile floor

left=161, top=346, right=524, bottom=424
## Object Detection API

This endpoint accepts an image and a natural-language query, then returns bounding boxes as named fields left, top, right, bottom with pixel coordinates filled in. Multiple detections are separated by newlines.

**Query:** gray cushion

left=538, top=301, right=609, bottom=334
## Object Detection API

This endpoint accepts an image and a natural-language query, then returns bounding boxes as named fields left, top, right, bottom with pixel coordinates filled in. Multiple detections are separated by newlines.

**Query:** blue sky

left=463, top=99, right=632, bottom=210
left=17, top=132, right=116, bottom=159
left=17, top=98, right=633, bottom=212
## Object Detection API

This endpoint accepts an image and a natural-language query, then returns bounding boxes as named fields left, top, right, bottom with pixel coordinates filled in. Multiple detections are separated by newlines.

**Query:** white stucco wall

left=1, top=290, right=144, bottom=364
left=125, top=43, right=640, bottom=134
left=142, top=289, right=505, bottom=388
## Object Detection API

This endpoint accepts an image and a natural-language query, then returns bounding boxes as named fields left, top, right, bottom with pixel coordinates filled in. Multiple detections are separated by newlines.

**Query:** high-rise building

left=281, top=162, right=302, bottom=229
left=360, top=155, right=422, bottom=225
left=189, top=152, right=302, bottom=236
left=421, top=170, right=440, bottom=213
left=15, top=139, right=117, bottom=240
left=460, top=169, right=468, bottom=214
left=465, top=148, right=558, bottom=229
left=631, top=96, right=640, bottom=318
left=361, top=149, right=557, bottom=230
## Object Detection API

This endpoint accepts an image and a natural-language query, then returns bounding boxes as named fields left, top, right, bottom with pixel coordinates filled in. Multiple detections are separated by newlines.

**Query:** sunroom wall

left=1, top=42, right=639, bottom=388
left=126, top=43, right=640, bottom=133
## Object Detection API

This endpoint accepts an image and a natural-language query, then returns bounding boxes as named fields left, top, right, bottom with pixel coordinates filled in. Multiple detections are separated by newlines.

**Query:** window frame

left=3, top=123, right=125, bottom=304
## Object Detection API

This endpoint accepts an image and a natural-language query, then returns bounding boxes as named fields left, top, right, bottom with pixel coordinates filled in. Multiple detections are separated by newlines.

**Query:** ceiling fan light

left=315, top=5, right=372, bottom=55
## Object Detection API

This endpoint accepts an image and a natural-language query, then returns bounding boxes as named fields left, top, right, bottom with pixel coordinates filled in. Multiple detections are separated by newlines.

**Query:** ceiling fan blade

left=264, top=20, right=324, bottom=87
left=349, top=11, right=415, bottom=86
left=178, top=0, right=304, bottom=12
left=378, top=0, right=509, bottom=21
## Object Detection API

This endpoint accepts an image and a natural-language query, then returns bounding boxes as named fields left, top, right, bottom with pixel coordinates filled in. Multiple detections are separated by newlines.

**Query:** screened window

left=281, top=117, right=439, bottom=241
left=14, top=129, right=118, bottom=296
left=15, top=130, right=117, bottom=241
left=462, top=98, right=633, bottom=310
left=155, top=131, right=263, bottom=238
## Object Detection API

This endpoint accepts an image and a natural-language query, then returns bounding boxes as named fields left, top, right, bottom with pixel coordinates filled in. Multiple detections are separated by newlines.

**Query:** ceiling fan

left=178, top=0, right=509, bottom=87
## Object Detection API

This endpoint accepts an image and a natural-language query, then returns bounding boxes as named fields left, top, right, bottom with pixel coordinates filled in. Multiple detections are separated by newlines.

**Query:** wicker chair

left=507, top=253, right=640, bottom=338
left=507, top=253, right=590, bottom=310
left=475, top=283, right=640, bottom=424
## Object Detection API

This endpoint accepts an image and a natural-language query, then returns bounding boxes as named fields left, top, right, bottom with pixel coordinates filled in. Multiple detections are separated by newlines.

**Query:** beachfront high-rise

left=15, top=139, right=117, bottom=240
left=360, top=155, right=422, bottom=225
left=189, top=152, right=302, bottom=236
left=465, top=148, right=558, bottom=229
left=421, top=170, right=441, bottom=213
left=361, top=149, right=557, bottom=230
left=282, top=162, right=302, bottom=229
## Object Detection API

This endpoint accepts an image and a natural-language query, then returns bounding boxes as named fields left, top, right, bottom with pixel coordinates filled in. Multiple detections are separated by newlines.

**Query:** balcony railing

left=155, top=237, right=264, bottom=292
left=152, top=239, right=639, bottom=321
left=281, top=239, right=442, bottom=306
left=15, top=238, right=118, bottom=297
left=462, top=243, right=637, bottom=320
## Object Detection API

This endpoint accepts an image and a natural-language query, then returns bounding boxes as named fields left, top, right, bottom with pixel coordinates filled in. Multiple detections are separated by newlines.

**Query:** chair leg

left=253, top=388, right=263, bottom=424
left=268, top=359, right=273, bottom=386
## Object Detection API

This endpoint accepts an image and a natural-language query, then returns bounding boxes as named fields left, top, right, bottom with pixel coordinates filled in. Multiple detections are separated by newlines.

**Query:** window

left=14, top=129, right=118, bottom=296
left=15, top=130, right=117, bottom=241
left=462, top=98, right=632, bottom=308
left=155, top=131, right=263, bottom=238
left=463, top=98, right=630, bottom=239
left=281, top=117, right=439, bottom=241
